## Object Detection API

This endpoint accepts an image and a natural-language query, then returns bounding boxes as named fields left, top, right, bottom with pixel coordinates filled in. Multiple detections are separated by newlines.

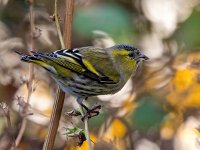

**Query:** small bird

left=16, top=44, right=148, bottom=119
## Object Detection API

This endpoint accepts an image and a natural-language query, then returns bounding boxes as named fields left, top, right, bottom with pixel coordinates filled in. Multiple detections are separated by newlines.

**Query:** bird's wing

left=29, top=50, right=85, bottom=76
left=77, top=47, right=121, bottom=84
left=30, top=47, right=120, bottom=84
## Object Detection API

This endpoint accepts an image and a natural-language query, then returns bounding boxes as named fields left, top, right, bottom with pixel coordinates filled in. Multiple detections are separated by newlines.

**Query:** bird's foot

left=81, top=104, right=101, bottom=121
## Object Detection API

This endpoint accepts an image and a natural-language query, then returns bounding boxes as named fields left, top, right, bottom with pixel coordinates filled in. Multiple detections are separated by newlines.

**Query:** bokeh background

left=1, top=0, right=200, bottom=150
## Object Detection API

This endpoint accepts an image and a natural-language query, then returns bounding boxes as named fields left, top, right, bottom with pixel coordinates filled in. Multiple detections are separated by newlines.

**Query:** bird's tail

left=15, top=51, right=57, bottom=74
left=15, top=51, right=42, bottom=63
left=15, top=51, right=50, bottom=69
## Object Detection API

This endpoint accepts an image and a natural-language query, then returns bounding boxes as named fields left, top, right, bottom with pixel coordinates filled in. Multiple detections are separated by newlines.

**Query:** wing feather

left=78, top=47, right=120, bottom=83
left=31, top=47, right=120, bottom=84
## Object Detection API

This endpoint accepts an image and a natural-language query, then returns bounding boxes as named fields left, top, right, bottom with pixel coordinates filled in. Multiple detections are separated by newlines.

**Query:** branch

left=42, top=88, right=65, bottom=150
left=54, top=0, right=65, bottom=49
left=0, top=103, right=16, bottom=150
left=6, top=107, right=17, bottom=150
left=63, top=0, right=74, bottom=47
left=12, top=0, right=35, bottom=148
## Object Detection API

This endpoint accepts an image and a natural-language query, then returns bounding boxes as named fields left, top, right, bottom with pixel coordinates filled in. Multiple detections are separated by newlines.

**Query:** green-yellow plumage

left=17, top=44, right=148, bottom=107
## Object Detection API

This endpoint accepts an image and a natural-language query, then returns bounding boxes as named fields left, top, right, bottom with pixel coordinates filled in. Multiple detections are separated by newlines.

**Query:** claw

left=81, top=105, right=101, bottom=121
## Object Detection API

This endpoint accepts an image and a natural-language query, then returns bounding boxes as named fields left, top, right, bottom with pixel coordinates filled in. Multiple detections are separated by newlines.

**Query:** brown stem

left=42, top=89, right=65, bottom=150
left=63, top=0, right=74, bottom=47
left=6, top=112, right=16, bottom=150
left=42, top=0, right=74, bottom=149
left=54, top=0, right=65, bottom=49
left=1, top=104, right=17, bottom=150
left=12, top=0, right=35, bottom=149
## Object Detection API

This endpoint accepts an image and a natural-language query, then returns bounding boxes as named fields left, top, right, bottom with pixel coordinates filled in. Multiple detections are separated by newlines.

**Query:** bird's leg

left=77, top=97, right=101, bottom=121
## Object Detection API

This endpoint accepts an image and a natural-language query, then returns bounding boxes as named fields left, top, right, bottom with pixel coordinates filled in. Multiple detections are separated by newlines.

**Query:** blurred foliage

left=74, top=3, right=134, bottom=43
left=167, top=68, right=200, bottom=109
left=131, top=96, right=166, bottom=132
left=0, top=0, right=200, bottom=150
left=174, top=10, right=200, bottom=51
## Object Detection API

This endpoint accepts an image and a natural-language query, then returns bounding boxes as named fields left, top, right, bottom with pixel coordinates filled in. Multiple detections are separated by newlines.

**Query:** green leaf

left=64, top=127, right=84, bottom=137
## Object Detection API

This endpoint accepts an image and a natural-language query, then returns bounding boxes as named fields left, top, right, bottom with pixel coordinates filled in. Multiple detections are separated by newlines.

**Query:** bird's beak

left=139, top=54, right=149, bottom=60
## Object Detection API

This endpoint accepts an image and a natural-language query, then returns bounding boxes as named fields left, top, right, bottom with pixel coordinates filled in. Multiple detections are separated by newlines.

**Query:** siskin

left=16, top=44, right=148, bottom=118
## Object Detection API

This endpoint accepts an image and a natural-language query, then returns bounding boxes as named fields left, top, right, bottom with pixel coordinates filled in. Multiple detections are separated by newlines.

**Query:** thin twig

left=54, top=0, right=65, bottom=49
left=78, top=105, right=93, bottom=150
left=0, top=103, right=17, bottom=150
left=13, top=0, right=35, bottom=149
left=6, top=108, right=17, bottom=150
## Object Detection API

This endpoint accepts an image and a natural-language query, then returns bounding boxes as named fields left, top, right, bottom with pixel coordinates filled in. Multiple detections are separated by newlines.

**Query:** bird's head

left=111, top=44, right=148, bottom=62
left=109, top=44, right=149, bottom=81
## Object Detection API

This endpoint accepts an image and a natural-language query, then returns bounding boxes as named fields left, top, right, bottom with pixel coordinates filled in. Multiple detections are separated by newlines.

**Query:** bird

left=16, top=44, right=148, bottom=119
